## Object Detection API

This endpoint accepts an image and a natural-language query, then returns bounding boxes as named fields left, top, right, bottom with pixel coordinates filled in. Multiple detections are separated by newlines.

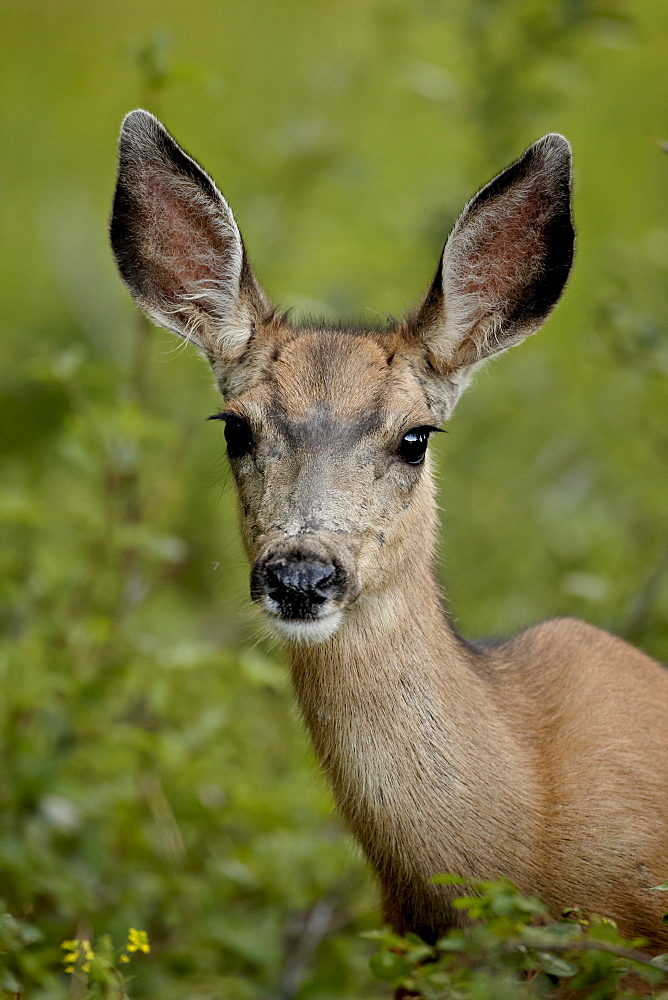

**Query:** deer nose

left=262, top=558, right=338, bottom=618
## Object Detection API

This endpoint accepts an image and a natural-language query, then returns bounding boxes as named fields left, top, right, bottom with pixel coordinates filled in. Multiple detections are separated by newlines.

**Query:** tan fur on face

left=224, top=324, right=437, bottom=595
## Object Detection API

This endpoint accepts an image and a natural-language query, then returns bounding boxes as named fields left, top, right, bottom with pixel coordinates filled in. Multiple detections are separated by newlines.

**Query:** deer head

left=111, top=110, right=574, bottom=643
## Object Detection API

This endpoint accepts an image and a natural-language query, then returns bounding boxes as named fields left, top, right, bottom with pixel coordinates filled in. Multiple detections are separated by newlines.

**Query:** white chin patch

left=267, top=611, right=344, bottom=645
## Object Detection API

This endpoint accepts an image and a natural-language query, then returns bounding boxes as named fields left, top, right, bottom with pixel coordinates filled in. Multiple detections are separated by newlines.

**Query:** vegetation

left=366, top=877, right=668, bottom=999
left=1, top=0, right=666, bottom=996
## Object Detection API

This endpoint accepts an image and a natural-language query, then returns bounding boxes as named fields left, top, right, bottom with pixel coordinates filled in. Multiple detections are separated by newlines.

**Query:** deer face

left=214, top=325, right=442, bottom=641
left=110, top=111, right=573, bottom=643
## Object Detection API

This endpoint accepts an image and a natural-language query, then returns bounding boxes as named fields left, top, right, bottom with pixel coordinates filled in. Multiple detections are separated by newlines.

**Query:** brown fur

left=110, top=111, right=668, bottom=952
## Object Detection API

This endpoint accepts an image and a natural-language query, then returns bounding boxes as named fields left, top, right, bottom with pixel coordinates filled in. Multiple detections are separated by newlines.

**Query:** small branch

left=277, top=898, right=337, bottom=1000
left=514, top=937, right=668, bottom=974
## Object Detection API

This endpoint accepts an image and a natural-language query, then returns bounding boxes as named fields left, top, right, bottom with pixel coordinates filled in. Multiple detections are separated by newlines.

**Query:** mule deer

left=110, top=110, right=668, bottom=949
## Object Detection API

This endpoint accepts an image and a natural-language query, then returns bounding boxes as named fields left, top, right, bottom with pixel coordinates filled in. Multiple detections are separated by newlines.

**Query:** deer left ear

left=110, top=110, right=271, bottom=376
left=411, top=134, right=574, bottom=415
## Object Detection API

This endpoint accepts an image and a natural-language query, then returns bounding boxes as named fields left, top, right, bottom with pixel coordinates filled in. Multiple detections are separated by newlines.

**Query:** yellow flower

left=60, top=937, right=95, bottom=973
left=126, top=928, right=150, bottom=954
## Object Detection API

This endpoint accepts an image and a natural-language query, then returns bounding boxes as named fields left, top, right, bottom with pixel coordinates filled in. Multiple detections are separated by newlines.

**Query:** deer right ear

left=110, top=110, right=271, bottom=371
left=411, top=134, right=574, bottom=420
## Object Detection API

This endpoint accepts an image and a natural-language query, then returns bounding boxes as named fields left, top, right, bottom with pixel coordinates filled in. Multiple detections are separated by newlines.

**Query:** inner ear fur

left=110, top=109, right=270, bottom=363
left=412, top=133, right=575, bottom=375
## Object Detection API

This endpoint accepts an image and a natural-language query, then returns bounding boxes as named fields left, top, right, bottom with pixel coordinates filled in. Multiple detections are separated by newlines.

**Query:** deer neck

left=289, top=558, right=473, bottom=787
left=287, top=496, right=539, bottom=910
left=289, top=514, right=497, bottom=844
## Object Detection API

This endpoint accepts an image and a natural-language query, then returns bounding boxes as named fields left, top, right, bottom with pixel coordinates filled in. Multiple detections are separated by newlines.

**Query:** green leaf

left=404, top=931, right=428, bottom=945
left=359, top=929, right=390, bottom=941
left=405, top=942, right=433, bottom=964
left=522, top=921, right=582, bottom=942
left=369, top=949, right=411, bottom=982
left=453, top=895, right=479, bottom=910
left=360, top=928, right=406, bottom=949
left=537, top=952, right=578, bottom=978
left=418, top=976, right=453, bottom=1000
left=652, top=881, right=668, bottom=891
left=431, top=872, right=468, bottom=886
left=435, top=933, right=466, bottom=951
left=0, top=969, right=22, bottom=993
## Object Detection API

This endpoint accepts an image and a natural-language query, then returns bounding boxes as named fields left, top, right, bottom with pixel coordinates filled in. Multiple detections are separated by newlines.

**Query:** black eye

left=224, top=415, right=254, bottom=458
left=398, top=426, right=437, bottom=466
left=208, top=413, right=253, bottom=459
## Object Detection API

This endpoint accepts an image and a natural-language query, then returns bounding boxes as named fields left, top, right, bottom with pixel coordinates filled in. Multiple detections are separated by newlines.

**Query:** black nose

left=262, top=558, right=337, bottom=619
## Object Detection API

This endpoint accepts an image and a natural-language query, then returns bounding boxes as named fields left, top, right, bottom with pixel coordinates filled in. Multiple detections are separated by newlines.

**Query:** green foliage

left=0, top=906, right=42, bottom=995
left=366, top=878, right=668, bottom=999
left=1, top=0, right=666, bottom=997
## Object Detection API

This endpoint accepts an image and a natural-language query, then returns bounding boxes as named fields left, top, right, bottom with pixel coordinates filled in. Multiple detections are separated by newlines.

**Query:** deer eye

left=397, top=426, right=437, bottom=466
left=209, top=413, right=254, bottom=458
left=224, top=415, right=254, bottom=458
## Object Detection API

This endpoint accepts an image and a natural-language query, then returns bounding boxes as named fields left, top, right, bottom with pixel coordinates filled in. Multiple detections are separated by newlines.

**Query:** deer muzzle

left=250, top=535, right=359, bottom=642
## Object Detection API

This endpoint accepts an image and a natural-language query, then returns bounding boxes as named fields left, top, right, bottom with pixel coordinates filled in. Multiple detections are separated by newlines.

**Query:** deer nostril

left=311, top=566, right=335, bottom=598
left=263, top=559, right=338, bottom=615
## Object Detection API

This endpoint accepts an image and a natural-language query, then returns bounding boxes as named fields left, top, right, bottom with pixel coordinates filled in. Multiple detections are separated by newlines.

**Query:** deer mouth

left=261, top=608, right=345, bottom=644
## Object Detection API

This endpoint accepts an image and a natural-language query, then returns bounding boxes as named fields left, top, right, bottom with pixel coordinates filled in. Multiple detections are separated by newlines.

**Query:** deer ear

left=110, top=110, right=271, bottom=367
left=412, top=134, right=574, bottom=412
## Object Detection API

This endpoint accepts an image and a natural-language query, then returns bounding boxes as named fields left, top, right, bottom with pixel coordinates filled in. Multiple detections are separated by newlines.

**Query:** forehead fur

left=234, top=325, right=432, bottom=426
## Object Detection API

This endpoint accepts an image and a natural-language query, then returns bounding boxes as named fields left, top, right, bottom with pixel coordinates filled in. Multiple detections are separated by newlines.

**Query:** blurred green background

left=1, top=0, right=666, bottom=997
